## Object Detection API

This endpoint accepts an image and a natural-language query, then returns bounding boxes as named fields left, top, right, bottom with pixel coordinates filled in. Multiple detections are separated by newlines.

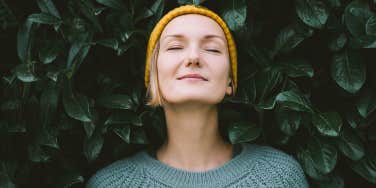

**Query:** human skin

left=155, top=14, right=234, bottom=171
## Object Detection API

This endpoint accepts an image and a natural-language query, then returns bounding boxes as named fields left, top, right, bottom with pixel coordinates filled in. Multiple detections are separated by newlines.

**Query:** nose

left=185, top=46, right=201, bottom=67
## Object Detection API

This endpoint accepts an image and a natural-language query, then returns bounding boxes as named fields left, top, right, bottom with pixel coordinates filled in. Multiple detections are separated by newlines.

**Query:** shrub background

left=1, top=0, right=376, bottom=187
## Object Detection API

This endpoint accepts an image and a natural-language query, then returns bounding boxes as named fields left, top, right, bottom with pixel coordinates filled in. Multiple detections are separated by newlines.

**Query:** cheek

left=156, top=54, right=180, bottom=87
left=208, top=59, right=230, bottom=82
left=157, top=55, right=173, bottom=77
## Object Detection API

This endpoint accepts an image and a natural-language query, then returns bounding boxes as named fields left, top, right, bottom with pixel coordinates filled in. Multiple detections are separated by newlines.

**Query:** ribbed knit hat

left=144, top=4, right=238, bottom=92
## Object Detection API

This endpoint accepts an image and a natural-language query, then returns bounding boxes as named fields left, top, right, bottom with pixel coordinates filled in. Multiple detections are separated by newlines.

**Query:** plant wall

left=1, top=0, right=376, bottom=187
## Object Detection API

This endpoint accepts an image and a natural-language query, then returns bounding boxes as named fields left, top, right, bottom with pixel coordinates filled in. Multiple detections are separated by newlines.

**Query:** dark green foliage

left=1, top=0, right=376, bottom=187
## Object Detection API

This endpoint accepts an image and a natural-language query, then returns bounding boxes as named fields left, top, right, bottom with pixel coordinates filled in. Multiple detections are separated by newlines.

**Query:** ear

left=225, top=78, right=233, bottom=96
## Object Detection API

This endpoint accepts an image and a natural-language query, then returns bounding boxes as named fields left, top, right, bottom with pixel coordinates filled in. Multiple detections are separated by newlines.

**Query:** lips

left=178, top=74, right=208, bottom=81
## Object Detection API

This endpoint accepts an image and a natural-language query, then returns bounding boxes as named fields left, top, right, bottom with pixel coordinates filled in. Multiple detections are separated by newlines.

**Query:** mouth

left=177, top=74, right=208, bottom=81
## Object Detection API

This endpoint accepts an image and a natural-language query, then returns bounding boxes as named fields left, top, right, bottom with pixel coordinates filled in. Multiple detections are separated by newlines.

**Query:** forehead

left=160, top=14, right=226, bottom=42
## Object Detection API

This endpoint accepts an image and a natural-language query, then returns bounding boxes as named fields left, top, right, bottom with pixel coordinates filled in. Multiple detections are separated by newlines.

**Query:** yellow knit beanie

left=144, top=4, right=238, bottom=92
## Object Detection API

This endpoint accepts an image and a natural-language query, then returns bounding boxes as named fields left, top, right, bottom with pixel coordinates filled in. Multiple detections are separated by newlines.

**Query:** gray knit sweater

left=86, top=143, right=309, bottom=188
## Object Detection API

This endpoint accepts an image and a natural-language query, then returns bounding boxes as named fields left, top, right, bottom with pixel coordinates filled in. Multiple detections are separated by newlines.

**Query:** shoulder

left=247, top=144, right=300, bottom=165
left=85, top=153, right=144, bottom=188
left=242, top=143, right=303, bottom=169
left=242, top=143, right=309, bottom=188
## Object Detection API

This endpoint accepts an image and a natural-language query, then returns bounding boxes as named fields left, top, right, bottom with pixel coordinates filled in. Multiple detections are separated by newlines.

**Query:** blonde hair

left=146, top=40, right=166, bottom=107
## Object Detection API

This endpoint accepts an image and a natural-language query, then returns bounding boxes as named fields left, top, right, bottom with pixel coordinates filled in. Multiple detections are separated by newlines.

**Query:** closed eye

left=206, top=49, right=221, bottom=53
left=167, top=47, right=183, bottom=50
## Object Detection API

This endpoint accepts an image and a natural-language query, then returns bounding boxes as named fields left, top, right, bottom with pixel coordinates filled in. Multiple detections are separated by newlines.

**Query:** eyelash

left=167, top=47, right=183, bottom=50
left=167, top=47, right=220, bottom=53
left=207, top=49, right=220, bottom=53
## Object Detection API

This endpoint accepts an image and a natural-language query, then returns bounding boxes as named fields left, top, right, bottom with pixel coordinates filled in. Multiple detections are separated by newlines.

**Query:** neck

left=157, top=102, right=233, bottom=171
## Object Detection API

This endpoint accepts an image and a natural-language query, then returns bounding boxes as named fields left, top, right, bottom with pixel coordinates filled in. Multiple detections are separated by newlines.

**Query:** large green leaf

left=220, top=0, right=247, bottom=31
left=312, top=111, right=342, bottom=137
left=272, top=23, right=314, bottom=56
left=246, top=78, right=257, bottom=104
left=63, top=84, right=92, bottom=123
left=316, top=173, right=344, bottom=188
left=55, top=172, right=84, bottom=188
left=330, top=50, right=366, bottom=94
left=297, top=146, right=326, bottom=180
left=275, top=90, right=313, bottom=113
left=275, top=59, right=314, bottom=78
left=116, top=38, right=137, bottom=56
left=328, top=33, right=347, bottom=52
left=37, top=0, right=61, bottom=18
left=344, top=0, right=375, bottom=37
left=97, top=94, right=133, bottom=110
left=351, top=153, right=376, bottom=183
left=307, top=137, right=338, bottom=174
left=253, top=67, right=283, bottom=109
left=38, top=39, right=63, bottom=64
left=83, top=135, right=104, bottom=162
left=76, top=0, right=103, bottom=32
left=27, top=13, right=61, bottom=25
left=45, top=69, right=60, bottom=82
left=345, top=109, right=363, bottom=129
left=15, top=63, right=39, bottom=82
left=276, top=107, right=302, bottom=136
left=66, top=42, right=91, bottom=75
left=34, top=127, right=60, bottom=149
left=366, top=15, right=376, bottom=36
left=232, top=78, right=256, bottom=105
left=17, top=20, right=34, bottom=63
left=337, top=127, right=365, bottom=161
left=113, top=126, right=131, bottom=143
left=96, top=38, right=119, bottom=51
left=95, top=0, right=126, bottom=10
left=149, top=0, right=164, bottom=22
left=356, top=91, right=376, bottom=118
left=256, top=93, right=278, bottom=110
left=83, top=121, right=96, bottom=138
left=348, top=34, right=376, bottom=48
left=105, top=111, right=142, bottom=126
left=131, top=127, right=149, bottom=144
left=246, top=45, right=272, bottom=67
left=40, top=86, right=59, bottom=127
left=228, top=121, right=261, bottom=144
left=295, top=0, right=329, bottom=29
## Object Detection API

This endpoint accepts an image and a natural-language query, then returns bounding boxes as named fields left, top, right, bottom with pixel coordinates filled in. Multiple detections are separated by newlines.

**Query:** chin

left=165, top=94, right=224, bottom=105
left=161, top=86, right=226, bottom=104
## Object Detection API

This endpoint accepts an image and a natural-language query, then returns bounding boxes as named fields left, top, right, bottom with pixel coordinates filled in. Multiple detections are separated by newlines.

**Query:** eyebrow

left=161, top=34, right=226, bottom=44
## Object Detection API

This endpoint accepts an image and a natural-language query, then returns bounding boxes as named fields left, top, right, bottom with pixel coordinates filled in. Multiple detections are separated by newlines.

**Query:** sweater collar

left=130, top=143, right=259, bottom=187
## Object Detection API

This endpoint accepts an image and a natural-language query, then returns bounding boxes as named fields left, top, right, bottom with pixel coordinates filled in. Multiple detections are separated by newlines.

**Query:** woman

left=87, top=4, right=309, bottom=188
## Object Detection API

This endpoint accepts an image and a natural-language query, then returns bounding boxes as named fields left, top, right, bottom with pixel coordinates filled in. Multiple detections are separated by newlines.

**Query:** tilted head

left=144, top=5, right=237, bottom=107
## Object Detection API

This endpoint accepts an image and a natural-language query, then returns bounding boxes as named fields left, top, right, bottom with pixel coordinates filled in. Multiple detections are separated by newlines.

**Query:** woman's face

left=157, top=14, right=232, bottom=105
